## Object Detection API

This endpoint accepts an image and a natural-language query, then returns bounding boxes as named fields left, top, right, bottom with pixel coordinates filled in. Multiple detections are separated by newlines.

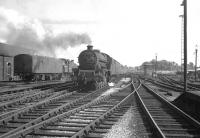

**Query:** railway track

left=147, top=75, right=199, bottom=92
left=0, top=85, right=109, bottom=138
left=0, top=81, right=76, bottom=102
left=85, top=85, right=155, bottom=138
left=2, top=82, right=132, bottom=138
left=135, top=81, right=200, bottom=137
left=0, top=89, right=41, bottom=103
left=0, top=81, right=73, bottom=96
left=147, top=76, right=198, bottom=92
left=0, top=83, right=77, bottom=120
left=145, top=78, right=183, bottom=92
left=158, top=76, right=178, bottom=87
left=1, top=77, right=199, bottom=138
left=0, top=82, right=76, bottom=110
left=0, top=80, right=64, bottom=89
left=164, top=76, right=199, bottom=91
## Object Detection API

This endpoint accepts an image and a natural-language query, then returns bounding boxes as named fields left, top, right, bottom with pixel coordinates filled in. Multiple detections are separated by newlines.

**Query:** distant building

left=143, top=63, right=154, bottom=76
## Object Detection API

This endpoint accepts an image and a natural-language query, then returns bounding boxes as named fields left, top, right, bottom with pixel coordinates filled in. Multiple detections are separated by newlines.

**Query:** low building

left=143, top=63, right=154, bottom=76
left=0, top=43, right=35, bottom=81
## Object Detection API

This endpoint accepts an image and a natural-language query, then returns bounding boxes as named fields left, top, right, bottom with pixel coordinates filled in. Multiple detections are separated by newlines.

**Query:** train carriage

left=14, top=54, right=66, bottom=81
left=0, top=43, right=78, bottom=82
left=110, top=59, right=123, bottom=75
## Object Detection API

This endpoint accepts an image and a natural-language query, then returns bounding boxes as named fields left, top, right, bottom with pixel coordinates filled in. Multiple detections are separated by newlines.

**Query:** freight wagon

left=14, top=54, right=76, bottom=81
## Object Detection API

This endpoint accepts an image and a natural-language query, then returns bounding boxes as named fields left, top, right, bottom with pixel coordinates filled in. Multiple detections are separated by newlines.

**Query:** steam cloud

left=0, top=7, right=92, bottom=57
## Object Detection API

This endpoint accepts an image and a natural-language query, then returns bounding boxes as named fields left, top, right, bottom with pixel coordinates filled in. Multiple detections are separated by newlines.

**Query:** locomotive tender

left=78, top=45, right=127, bottom=90
left=14, top=54, right=77, bottom=81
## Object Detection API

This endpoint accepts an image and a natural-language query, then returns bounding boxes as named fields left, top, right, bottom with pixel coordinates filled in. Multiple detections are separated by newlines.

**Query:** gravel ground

left=104, top=107, right=136, bottom=138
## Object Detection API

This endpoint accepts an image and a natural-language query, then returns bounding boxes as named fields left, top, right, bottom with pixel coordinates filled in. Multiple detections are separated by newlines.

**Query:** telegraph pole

left=155, top=53, right=157, bottom=75
left=195, top=45, right=198, bottom=81
left=182, top=0, right=187, bottom=92
left=179, top=14, right=184, bottom=74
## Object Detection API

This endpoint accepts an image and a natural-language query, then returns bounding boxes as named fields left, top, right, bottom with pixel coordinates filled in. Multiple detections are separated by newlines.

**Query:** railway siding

left=0, top=90, right=76, bottom=122
left=0, top=90, right=68, bottom=120
left=0, top=89, right=41, bottom=103
left=0, top=89, right=53, bottom=110
left=1, top=77, right=199, bottom=138
left=0, top=81, right=66, bottom=95
left=72, top=86, right=134, bottom=138
left=7, top=81, right=133, bottom=138
left=0, top=82, right=77, bottom=120
left=144, top=83, right=200, bottom=128
left=0, top=86, right=109, bottom=138
left=136, top=82, right=200, bottom=137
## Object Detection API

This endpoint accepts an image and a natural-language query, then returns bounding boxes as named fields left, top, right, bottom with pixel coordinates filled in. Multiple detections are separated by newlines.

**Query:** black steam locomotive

left=78, top=45, right=127, bottom=90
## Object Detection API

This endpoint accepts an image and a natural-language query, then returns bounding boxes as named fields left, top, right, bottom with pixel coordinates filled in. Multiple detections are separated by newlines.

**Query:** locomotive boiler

left=78, top=45, right=125, bottom=90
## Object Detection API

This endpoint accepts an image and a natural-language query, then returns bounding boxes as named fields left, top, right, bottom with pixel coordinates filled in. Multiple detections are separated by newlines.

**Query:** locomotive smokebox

left=87, top=45, right=93, bottom=50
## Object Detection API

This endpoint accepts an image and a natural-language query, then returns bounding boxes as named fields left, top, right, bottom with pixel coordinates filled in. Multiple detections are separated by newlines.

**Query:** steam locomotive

left=78, top=45, right=127, bottom=90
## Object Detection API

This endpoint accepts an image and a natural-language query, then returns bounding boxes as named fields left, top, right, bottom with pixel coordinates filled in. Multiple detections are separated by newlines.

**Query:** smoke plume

left=0, top=7, right=92, bottom=57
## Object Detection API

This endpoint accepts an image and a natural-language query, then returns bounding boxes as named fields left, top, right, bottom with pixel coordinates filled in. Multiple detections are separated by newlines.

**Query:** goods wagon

left=77, top=45, right=126, bottom=90
left=110, top=59, right=124, bottom=75
left=14, top=54, right=64, bottom=80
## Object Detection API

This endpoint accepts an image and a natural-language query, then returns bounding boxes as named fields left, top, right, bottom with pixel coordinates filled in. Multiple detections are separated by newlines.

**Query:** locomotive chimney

left=87, top=45, right=93, bottom=50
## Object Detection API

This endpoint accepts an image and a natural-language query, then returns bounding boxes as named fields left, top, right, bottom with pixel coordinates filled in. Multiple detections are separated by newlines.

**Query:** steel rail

left=135, top=81, right=200, bottom=137
left=0, top=82, right=76, bottom=112
left=0, top=89, right=40, bottom=102
left=143, top=83, right=200, bottom=129
left=83, top=79, right=164, bottom=138
left=7, top=87, right=112, bottom=138
left=146, top=78, right=183, bottom=92
left=165, top=76, right=199, bottom=91
left=0, top=90, right=76, bottom=122
left=188, top=82, right=200, bottom=89
left=0, top=86, right=109, bottom=138
left=0, top=89, right=52, bottom=109
left=5, top=81, right=131, bottom=138
left=0, top=90, right=68, bottom=120
left=159, top=76, right=178, bottom=87
left=70, top=80, right=139, bottom=138
left=135, top=84, right=165, bottom=138
left=71, top=84, right=135, bottom=137
left=0, top=81, right=68, bottom=95
left=7, top=81, right=134, bottom=137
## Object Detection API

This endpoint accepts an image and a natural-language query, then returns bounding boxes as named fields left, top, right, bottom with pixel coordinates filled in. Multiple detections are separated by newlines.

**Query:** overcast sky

left=0, top=0, right=200, bottom=67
